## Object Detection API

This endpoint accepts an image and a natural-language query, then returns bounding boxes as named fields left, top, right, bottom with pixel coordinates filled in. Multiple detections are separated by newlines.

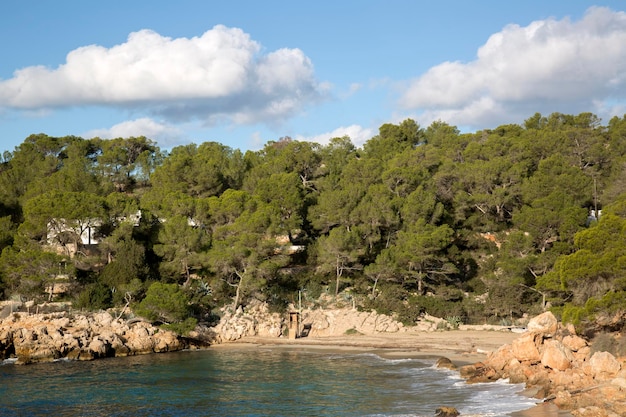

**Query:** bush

left=74, top=283, right=112, bottom=311
left=135, top=282, right=192, bottom=324
left=410, top=294, right=467, bottom=322
left=162, top=317, right=198, bottom=336
left=445, top=315, right=463, bottom=329
left=560, top=291, right=626, bottom=333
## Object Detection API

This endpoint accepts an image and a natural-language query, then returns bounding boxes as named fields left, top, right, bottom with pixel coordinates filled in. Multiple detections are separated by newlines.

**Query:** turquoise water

left=0, top=348, right=538, bottom=416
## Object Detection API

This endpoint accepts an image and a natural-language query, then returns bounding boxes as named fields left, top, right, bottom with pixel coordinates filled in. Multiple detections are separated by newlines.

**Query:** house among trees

left=46, top=211, right=142, bottom=257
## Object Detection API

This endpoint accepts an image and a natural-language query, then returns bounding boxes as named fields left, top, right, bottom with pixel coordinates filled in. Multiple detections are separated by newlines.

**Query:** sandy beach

left=217, top=329, right=520, bottom=365
left=212, top=330, right=573, bottom=417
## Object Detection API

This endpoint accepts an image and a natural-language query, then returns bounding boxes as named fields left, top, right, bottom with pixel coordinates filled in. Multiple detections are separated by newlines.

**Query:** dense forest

left=1, top=112, right=626, bottom=335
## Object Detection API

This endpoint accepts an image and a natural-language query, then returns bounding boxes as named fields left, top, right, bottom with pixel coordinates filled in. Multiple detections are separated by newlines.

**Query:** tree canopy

left=2, top=113, right=626, bottom=333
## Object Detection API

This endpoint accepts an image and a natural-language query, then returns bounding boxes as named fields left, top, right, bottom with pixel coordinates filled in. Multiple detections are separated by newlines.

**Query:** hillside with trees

left=1, top=112, right=626, bottom=336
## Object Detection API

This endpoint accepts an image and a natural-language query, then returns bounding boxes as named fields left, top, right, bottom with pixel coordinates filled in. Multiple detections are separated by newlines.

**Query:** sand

left=212, top=330, right=574, bottom=417
left=217, top=329, right=521, bottom=364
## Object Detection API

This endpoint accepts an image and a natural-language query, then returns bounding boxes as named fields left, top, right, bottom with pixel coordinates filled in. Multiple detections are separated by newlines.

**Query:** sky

left=2, top=1, right=626, bottom=154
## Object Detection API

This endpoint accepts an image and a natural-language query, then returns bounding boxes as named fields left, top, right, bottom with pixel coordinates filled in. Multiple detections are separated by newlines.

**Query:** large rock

left=511, top=333, right=541, bottom=362
left=527, top=311, right=558, bottom=335
left=583, top=351, right=622, bottom=379
left=541, top=340, right=574, bottom=371
left=15, top=343, right=60, bottom=365
left=488, top=344, right=515, bottom=371
left=435, top=357, right=457, bottom=370
left=459, top=362, right=499, bottom=383
left=153, top=330, right=182, bottom=353
left=88, top=338, right=109, bottom=358
left=561, top=334, right=587, bottom=352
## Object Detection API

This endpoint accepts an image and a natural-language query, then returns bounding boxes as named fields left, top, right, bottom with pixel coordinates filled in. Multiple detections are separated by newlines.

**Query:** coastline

left=212, top=331, right=573, bottom=417
left=214, top=329, right=519, bottom=365
left=4, top=308, right=620, bottom=415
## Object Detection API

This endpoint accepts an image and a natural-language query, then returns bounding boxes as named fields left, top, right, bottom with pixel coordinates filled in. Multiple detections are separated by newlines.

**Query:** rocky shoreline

left=1, top=305, right=624, bottom=417
left=456, top=312, right=625, bottom=417
left=0, top=311, right=211, bottom=365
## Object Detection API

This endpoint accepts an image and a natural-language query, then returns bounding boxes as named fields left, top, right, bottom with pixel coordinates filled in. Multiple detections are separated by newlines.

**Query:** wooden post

left=288, top=311, right=299, bottom=340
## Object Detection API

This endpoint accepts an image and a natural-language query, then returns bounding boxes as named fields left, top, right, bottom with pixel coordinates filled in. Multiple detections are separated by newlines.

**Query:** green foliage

left=344, top=327, right=362, bottom=335
left=409, top=294, right=466, bottom=322
left=549, top=206, right=626, bottom=305
left=314, top=226, right=364, bottom=296
left=74, top=282, right=113, bottom=311
left=445, top=315, right=463, bottom=329
left=161, top=317, right=198, bottom=336
left=153, top=215, right=210, bottom=282
left=2, top=113, right=626, bottom=329
left=99, top=238, right=149, bottom=289
left=560, top=291, right=626, bottom=330
left=135, top=282, right=192, bottom=324
left=0, top=247, right=68, bottom=300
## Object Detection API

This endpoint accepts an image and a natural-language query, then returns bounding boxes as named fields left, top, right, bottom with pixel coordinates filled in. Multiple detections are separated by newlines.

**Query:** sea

left=0, top=347, right=541, bottom=417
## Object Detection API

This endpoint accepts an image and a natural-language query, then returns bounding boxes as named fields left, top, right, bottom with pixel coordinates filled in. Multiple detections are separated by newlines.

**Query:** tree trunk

left=233, top=281, right=242, bottom=311
left=335, top=257, right=343, bottom=297
left=371, top=276, right=379, bottom=298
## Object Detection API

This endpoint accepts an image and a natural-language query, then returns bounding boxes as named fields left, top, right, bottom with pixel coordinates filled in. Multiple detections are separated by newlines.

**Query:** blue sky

left=2, top=1, right=626, bottom=153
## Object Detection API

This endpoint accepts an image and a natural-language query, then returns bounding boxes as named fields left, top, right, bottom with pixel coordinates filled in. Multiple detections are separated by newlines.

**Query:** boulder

left=459, top=362, right=499, bottom=383
left=124, top=333, right=155, bottom=355
left=88, top=338, right=108, bottom=358
left=435, top=357, right=457, bottom=370
left=511, top=333, right=541, bottom=362
left=611, top=377, right=626, bottom=389
left=153, top=330, right=182, bottom=353
left=584, top=351, right=622, bottom=379
left=92, top=312, right=114, bottom=328
left=488, top=344, right=515, bottom=371
left=15, top=343, right=60, bottom=365
left=527, top=311, right=558, bottom=335
left=561, top=334, right=587, bottom=352
left=505, top=359, right=529, bottom=384
left=548, top=368, right=591, bottom=391
left=541, top=340, right=574, bottom=371
left=67, top=348, right=95, bottom=361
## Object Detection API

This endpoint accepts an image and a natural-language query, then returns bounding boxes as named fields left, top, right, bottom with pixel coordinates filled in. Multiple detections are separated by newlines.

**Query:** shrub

left=560, top=291, right=626, bottom=333
left=74, top=283, right=112, bottom=311
left=445, top=315, right=463, bottom=329
left=345, top=327, right=362, bottom=335
left=162, top=317, right=198, bottom=336
left=135, top=282, right=192, bottom=324
left=410, top=295, right=467, bottom=322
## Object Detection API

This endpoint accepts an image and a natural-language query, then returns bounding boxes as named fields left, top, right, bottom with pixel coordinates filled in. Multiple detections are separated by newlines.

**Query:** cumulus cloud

left=400, top=7, right=626, bottom=128
left=84, top=117, right=184, bottom=148
left=296, top=124, right=374, bottom=147
left=0, top=25, right=323, bottom=125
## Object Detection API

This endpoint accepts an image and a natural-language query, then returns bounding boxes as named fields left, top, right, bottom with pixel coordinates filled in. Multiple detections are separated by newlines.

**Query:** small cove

left=0, top=348, right=539, bottom=417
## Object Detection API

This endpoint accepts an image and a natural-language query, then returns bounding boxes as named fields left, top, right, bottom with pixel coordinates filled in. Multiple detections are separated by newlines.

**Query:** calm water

left=0, top=348, right=538, bottom=417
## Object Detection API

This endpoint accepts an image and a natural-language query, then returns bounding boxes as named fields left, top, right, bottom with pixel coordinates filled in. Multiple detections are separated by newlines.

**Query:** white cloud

left=400, top=7, right=626, bottom=128
left=84, top=117, right=184, bottom=147
left=0, top=25, right=324, bottom=125
left=296, top=124, right=373, bottom=147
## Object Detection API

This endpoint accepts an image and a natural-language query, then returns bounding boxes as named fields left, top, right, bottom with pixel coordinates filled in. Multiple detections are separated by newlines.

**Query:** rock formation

left=459, top=312, right=626, bottom=417
left=206, top=299, right=472, bottom=343
left=0, top=311, right=203, bottom=365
